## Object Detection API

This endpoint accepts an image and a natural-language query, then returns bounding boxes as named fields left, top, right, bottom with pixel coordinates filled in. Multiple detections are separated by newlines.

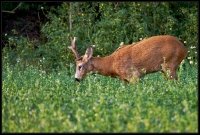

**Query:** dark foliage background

left=2, top=2, right=198, bottom=72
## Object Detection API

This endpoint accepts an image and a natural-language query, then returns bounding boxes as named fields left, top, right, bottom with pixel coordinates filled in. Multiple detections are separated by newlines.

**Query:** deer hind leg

left=168, top=64, right=178, bottom=80
left=161, top=62, right=178, bottom=80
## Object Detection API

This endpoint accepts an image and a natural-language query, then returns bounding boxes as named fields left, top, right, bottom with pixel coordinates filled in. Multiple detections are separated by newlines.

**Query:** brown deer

left=68, top=35, right=187, bottom=83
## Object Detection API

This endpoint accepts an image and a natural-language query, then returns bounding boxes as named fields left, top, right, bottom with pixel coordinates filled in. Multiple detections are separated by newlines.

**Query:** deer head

left=68, top=37, right=94, bottom=82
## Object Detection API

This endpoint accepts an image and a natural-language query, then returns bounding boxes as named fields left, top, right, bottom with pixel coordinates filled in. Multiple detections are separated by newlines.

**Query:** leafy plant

left=2, top=62, right=198, bottom=132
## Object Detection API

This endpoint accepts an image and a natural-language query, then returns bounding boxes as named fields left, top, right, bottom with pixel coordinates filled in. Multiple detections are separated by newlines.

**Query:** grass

left=2, top=62, right=198, bottom=133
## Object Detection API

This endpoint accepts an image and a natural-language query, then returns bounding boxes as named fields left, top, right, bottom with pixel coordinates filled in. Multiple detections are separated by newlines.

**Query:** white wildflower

left=189, top=61, right=193, bottom=65
left=181, top=60, right=185, bottom=64
left=120, top=42, right=124, bottom=46
left=56, top=79, right=60, bottom=84
left=183, top=108, right=186, bottom=112
left=184, top=41, right=187, bottom=44
left=16, top=58, right=21, bottom=63
left=42, top=70, right=46, bottom=74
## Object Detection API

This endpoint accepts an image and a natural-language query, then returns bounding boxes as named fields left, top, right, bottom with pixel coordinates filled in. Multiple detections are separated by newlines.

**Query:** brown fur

left=71, top=35, right=188, bottom=82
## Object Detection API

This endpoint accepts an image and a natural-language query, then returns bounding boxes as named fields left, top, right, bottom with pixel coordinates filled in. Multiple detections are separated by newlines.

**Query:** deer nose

left=75, top=78, right=80, bottom=82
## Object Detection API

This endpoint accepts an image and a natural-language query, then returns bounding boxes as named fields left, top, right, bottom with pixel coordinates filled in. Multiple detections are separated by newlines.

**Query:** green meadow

left=2, top=62, right=198, bottom=132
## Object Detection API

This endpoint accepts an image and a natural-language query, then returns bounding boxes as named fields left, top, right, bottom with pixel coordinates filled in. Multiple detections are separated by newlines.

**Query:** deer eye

left=78, top=65, right=83, bottom=70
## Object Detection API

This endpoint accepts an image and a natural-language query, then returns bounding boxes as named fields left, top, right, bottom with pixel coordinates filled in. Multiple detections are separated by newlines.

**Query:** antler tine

left=68, top=37, right=80, bottom=59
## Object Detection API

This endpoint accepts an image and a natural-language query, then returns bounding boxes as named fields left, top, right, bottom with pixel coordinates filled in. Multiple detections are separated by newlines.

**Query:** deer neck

left=90, top=56, right=115, bottom=77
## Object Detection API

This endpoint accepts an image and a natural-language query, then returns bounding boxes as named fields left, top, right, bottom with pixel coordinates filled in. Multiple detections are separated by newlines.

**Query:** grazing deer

left=68, top=35, right=187, bottom=83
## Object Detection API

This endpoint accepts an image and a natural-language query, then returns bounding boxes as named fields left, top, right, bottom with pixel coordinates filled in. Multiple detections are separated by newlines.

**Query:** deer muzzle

left=75, top=78, right=80, bottom=82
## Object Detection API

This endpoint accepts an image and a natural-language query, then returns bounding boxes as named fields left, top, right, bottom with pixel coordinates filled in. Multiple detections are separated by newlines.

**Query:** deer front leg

left=119, top=69, right=141, bottom=84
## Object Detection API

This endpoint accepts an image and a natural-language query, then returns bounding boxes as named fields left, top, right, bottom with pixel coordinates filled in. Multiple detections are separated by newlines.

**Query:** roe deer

left=68, top=35, right=187, bottom=83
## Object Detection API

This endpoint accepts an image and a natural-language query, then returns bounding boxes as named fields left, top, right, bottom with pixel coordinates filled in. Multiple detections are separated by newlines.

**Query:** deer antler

left=68, top=37, right=80, bottom=59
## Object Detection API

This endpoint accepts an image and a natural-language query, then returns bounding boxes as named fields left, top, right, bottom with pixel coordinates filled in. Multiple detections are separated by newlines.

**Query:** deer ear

left=83, top=46, right=93, bottom=62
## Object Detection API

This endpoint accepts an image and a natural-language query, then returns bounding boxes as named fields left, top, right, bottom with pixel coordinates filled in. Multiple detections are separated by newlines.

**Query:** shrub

left=2, top=2, right=198, bottom=71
